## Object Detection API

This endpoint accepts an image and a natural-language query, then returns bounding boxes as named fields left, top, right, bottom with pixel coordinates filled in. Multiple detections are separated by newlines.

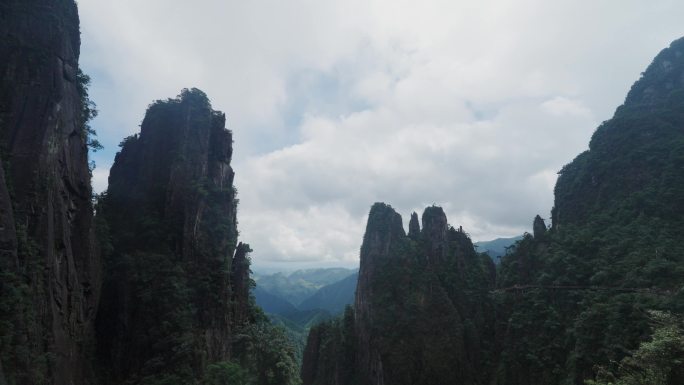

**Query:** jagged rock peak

left=97, top=88, right=242, bottom=382
left=360, top=202, right=405, bottom=258
left=533, top=215, right=547, bottom=239
left=408, top=211, right=420, bottom=238
left=421, top=205, right=448, bottom=261
left=107, top=87, right=237, bottom=260
left=231, top=242, right=253, bottom=326
left=422, top=205, right=448, bottom=234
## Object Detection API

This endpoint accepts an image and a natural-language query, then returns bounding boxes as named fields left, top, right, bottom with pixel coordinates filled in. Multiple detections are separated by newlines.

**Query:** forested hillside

left=495, top=36, right=684, bottom=385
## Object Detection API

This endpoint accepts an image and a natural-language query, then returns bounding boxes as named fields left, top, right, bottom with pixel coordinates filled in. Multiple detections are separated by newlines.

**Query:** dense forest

left=301, top=37, right=684, bottom=385
left=1, top=1, right=683, bottom=385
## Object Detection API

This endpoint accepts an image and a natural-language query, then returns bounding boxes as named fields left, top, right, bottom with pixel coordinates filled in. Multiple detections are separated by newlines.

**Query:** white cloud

left=79, top=0, right=684, bottom=269
left=90, top=162, right=111, bottom=194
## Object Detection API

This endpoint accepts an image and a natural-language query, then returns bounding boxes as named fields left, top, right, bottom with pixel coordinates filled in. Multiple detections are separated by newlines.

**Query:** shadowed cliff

left=95, top=89, right=254, bottom=383
left=0, top=1, right=100, bottom=383
left=303, top=204, right=495, bottom=385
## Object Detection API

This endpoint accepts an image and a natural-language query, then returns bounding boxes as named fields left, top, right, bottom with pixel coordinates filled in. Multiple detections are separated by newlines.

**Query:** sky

left=79, top=0, right=684, bottom=270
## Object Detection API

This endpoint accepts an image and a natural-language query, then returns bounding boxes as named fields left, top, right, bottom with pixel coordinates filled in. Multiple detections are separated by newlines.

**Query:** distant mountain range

left=254, top=267, right=356, bottom=306
left=299, top=272, right=358, bottom=314
left=252, top=267, right=359, bottom=365
left=474, top=235, right=522, bottom=262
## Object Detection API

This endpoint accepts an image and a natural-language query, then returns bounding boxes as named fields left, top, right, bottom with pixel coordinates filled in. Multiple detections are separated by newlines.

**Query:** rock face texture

left=96, top=88, right=252, bottom=383
left=0, top=1, right=100, bottom=384
left=354, top=203, right=406, bottom=385
left=304, top=203, right=495, bottom=385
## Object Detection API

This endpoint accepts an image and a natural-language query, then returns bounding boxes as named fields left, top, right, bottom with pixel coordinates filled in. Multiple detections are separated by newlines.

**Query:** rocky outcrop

left=532, top=215, right=546, bottom=239
left=0, top=1, right=100, bottom=384
left=96, top=88, right=248, bottom=383
left=300, top=324, right=323, bottom=385
left=305, top=203, right=495, bottom=385
left=354, top=203, right=406, bottom=385
left=408, top=211, right=420, bottom=238
left=231, top=242, right=252, bottom=326
left=421, top=206, right=449, bottom=263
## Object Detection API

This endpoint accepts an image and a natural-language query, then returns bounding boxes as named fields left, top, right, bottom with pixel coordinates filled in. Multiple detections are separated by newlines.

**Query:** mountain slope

left=254, top=285, right=299, bottom=315
left=288, top=268, right=355, bottom=287
left=495, top=37, right=684, bottom=385
left=299, top=272, right=358, bottom=314
left=254, top=267, right=356, bottom=305
left=474, top=236, right=522, bottom=262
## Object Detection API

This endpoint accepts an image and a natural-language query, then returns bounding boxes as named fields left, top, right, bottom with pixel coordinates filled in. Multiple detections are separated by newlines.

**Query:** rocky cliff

left=96, top=88, right=253, bottom=383
left=0, top=1, right=100, bottom=384
left=0, top=2, right=301, bottom=384
left=303, top=203, right=495, bottom=385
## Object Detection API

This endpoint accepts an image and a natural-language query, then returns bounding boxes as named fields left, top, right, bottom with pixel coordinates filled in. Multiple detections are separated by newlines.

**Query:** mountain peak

left=622, top=36, right=684, bottom=110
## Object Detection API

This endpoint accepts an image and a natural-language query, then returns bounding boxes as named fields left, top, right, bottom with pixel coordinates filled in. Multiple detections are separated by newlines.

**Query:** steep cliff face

left=0, top=1, right=100, bottom=384
left=496, top=37, right=684, bottom=385
left=553, top=37, right=684, bottom=228
left=96, top=89, right=252, bottom=383
left=304, top=203, right=495, bottom=385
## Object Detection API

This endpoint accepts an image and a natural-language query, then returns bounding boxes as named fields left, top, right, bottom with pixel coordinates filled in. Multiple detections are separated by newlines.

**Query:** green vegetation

left=587, top=311, right=684, bottom=385
left=75, top=69, right=102, bottom=152
left=203, top=362, right=249, bottom=385
left=302, top=306, right=357, bottom=385
left=494, top=37, right=684, bottom=385
left=237, top=322, right=301, bottom=385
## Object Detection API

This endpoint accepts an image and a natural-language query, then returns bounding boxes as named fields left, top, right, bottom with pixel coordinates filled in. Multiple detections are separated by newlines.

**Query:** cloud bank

left=79, top=0, right=684, bottom=269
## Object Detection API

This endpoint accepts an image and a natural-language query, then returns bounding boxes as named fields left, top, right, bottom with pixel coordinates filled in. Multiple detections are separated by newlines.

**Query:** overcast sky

left=79, top=0, right=684, bottom=270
